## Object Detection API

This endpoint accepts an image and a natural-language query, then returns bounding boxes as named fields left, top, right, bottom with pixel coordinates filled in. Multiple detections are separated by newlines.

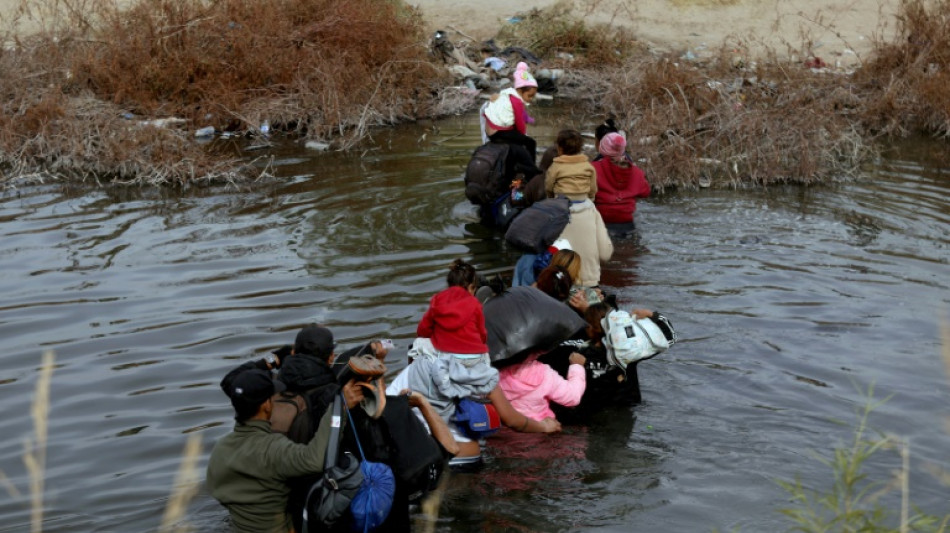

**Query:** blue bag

left=345, top=405, right=396, bottom=532
left=453, top=397, right=501, bottom=439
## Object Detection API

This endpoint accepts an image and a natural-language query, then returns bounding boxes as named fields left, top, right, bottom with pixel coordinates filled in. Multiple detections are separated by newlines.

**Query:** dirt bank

left=408, top=0, right=899, bottom=66
left=0, top=0, right=900, bottom=65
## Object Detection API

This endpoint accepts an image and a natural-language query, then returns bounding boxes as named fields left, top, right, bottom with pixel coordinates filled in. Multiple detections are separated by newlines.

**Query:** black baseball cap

left=294, top=325, right=335, bottom=359
left=227, top=368, right=286, bottom=412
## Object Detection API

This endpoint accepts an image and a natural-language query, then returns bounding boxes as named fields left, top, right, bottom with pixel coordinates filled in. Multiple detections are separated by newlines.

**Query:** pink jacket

left=498, top=359, right=586, bottom=421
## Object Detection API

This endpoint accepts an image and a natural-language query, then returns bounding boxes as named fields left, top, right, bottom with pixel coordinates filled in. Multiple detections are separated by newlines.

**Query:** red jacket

left=417, top=286, right=489, bottom=354
left=592, top=158, right=650, bottom=224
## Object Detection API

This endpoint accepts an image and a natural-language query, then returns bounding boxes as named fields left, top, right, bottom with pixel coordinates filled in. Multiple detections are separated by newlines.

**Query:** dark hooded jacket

left=417, top=285, right=489, bottom=354
left=276, top=354, right=339, bottom=424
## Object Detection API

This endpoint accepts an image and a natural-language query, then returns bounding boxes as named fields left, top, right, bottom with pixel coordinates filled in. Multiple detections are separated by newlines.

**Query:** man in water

left=206, top=360, right=364, bottom=533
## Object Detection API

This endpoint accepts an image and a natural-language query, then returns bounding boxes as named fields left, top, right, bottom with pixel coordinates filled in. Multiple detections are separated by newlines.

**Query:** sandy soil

left=1, top=0, right=899, bottom=66
left=408, top=0, right=900, bottom=66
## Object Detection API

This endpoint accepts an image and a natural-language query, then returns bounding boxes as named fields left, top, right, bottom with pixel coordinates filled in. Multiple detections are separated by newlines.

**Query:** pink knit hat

left=513, top=62, right=538, bottom=89
left=599, top=132, right=627, bottom=159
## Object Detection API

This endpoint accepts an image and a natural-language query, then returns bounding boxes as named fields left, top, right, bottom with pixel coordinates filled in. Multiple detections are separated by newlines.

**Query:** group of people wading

left=206, top=62, right=674, bottom=533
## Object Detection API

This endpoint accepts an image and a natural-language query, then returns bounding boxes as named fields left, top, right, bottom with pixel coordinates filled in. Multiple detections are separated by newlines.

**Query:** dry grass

left=513, top=0, right=950, bottom=189
left=566, top=51, right=873, bottom=189
left=494, top=0, right=641, bottom=67
left=159, top=433, right=203, bottom=533
left=1, top=0, right=948, bottom=187
left=0, top=351, right=54, bottom=532
left=24, top=351, right=54, bottom=533
left=856, top=0, right=950, bottom=137
left=0, top=0, right=449, bottom=185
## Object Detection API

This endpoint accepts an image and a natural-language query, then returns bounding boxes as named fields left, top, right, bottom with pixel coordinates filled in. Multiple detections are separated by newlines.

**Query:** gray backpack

left=504, top=197, right=570, bottom=253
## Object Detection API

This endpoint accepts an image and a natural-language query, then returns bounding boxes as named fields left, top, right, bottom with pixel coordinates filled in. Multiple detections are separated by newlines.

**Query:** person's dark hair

left=556, top=129, right=584, bottom=156
left=447, top=258, right=478, bottom=289
left=234, top=403, right=262, bottom=424
left=594, top=117, right=619, bottom=144
left=535, top=265, right=573, bottom=301
left=538, top=145, right=558, bottom=173
left=584, top=302, right=610, bottom=345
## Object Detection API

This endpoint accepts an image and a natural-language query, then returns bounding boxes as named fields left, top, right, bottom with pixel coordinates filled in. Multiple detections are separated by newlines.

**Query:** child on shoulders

left=417, top=258, right=489, bottom=361
left=545, top=129, right=597, bottom=201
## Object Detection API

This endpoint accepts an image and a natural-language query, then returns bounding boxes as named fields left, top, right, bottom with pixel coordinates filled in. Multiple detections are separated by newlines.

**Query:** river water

left=0, top=104, right=948, bottom=532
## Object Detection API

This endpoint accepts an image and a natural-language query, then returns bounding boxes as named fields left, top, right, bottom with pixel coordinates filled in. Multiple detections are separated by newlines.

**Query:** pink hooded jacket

left=498, top=357, right=586, bottom=421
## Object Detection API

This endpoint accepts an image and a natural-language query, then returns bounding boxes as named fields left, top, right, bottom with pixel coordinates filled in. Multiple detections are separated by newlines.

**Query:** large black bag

left=302, top=396, right=363, bottom=532
left=504, top=197, right=570, bottom=253
left=379, top=394, right=445, bottom=501
left=483, top=286, right=588, bottom=366
left=464, top=142, right=511, bottom=205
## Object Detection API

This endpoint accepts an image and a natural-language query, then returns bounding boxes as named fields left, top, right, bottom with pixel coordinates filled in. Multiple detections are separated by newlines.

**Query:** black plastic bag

left=483, top=286, right=587, bottom=366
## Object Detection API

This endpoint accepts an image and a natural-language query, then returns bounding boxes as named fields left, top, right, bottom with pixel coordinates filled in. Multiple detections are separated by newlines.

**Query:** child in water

left=498, top=348, right=587, bottom=422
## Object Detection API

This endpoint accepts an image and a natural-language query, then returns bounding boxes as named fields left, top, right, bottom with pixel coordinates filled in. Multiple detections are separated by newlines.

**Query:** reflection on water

left=0, top=108, right=948, bottom=532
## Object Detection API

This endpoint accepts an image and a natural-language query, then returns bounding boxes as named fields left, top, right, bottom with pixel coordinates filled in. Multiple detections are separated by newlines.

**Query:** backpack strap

left=323, top=394, right=345, bottom=470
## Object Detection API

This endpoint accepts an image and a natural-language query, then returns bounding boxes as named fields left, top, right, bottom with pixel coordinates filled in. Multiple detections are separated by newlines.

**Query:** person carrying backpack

left=276, top=326, right=458, bottom=532
left=206, top=358, right=365, bottom=533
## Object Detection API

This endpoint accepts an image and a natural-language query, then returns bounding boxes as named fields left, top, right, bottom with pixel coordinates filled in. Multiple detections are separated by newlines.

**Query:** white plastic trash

left=305, top=140, right=330, bottom=151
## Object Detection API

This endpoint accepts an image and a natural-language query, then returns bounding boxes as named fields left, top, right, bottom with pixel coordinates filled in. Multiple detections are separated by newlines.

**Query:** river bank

left=408, top=0, right=899, bottom=67
left=3, top=0, right=899, bottom=63
left=0, top=0, right=946, bottom=187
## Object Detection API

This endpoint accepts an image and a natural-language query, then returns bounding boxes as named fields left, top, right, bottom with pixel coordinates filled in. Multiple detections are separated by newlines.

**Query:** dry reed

left=159, top=433, right=203, bottom=533
left=23, top=350, right=54, bottom=533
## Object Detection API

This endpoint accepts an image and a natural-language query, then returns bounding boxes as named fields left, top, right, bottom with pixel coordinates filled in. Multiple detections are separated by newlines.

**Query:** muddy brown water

left=0, top=103, right=948, bottom=532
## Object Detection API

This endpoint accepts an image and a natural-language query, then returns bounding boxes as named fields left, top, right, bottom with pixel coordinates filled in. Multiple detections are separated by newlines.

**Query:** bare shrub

left=0, top=0, right=446, bottom=185
left=494, top=0, right=640, bottom=66
left=68, top=0, right=443, bottom=139
left=858, top=0, right=950, bottom=137
left=573, top=51, right=874, bottom=189
left=0, top=50, right=260, bottom=187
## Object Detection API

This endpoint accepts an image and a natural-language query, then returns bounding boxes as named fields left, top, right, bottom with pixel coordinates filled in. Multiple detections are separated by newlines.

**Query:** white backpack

left=601, top=310, right=676, bottom=370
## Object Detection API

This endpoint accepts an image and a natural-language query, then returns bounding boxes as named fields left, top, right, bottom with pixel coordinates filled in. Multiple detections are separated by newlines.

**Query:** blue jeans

left=512, top=253, right=538, bottom=286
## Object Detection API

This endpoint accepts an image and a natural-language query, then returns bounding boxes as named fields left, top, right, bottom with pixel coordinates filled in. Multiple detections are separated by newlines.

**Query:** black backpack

left=464, top=142, right=511, bottom=205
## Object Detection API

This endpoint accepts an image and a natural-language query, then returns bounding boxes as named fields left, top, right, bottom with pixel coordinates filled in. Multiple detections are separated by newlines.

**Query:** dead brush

left=570, top=50, right=874, bottom=189
left=494, top=0, right=640, bottom=67
left=0, top=59, right=260, bottom=187
left=68, top=0, right=443, bottom=139
left=857, top=0, right=950, bottom=137
left=0, top=0, right=447, bottom=185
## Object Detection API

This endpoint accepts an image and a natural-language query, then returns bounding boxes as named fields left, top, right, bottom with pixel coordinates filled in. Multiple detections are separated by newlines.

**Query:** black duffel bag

left=483, top=286, right=588, bottom=366
left=504, top=197, right=570, bottom=253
